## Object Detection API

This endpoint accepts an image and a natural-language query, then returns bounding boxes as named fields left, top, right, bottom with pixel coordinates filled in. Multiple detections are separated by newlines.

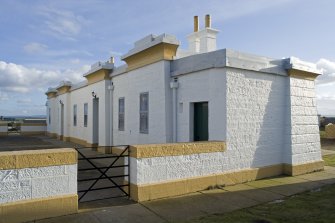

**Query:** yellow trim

left=129, top=164, right=284, bottom=201
left=0, top=148, right=77, bottom=170
left=0, top=194, right=78, bottom=223
left=288, top=69, right=320, bottom=80
left=64, top=136, right=98, bottom=147
left=47, top=132, right=97, bottom=147
left=284, top=160, right=324, bottom=176
left=85, top=69, right=110, bottom=85
left=56, top=85, right=71, bottom=95
left=123, top=42, right=178, bottom=71
left=129, top=141, right=225, bottom=158
left=46, top=92, right=57, bottom=99
left=21, top=131, right=46, bottom=136
left=47, top=132, right=58, bottom=138
left=129, top=160, right=324, bottom=201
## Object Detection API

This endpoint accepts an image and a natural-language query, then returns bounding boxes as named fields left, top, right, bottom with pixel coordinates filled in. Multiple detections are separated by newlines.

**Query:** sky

left=0, top=0, right=334, bottom=116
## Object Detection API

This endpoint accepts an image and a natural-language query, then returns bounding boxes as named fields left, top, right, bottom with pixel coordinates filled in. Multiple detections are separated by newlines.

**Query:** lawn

left=323, top=154, right=335, bottom=167
left=181, top=184, right=335, bottom=223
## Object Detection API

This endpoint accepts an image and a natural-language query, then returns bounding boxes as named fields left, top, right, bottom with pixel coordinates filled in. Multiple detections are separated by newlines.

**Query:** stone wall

left=0, top=148, right=78, bottom=223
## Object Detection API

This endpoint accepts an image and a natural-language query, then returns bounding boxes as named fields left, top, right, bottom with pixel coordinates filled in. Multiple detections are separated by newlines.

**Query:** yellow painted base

left=21, top=131, right=46, bottom=136
left=0, top=194, right=78, bottom=223
left=130, top=161, right=324, bottom=202
left=130, top=164, right=284, bottom=201
left=284, top=160, right=324, bottom=176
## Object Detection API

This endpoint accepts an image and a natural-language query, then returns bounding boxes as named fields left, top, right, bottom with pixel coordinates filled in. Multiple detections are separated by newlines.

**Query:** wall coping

left=0, top=148, right=77, bottom=170
left=129, top=141, right=225, bottom=158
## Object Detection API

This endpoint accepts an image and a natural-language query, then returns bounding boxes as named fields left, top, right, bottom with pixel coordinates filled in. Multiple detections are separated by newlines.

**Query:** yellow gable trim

left=85, top=69, right=110, bottom=85
left=56, top=86, right=71, bottom=95
left=288, top=69, right=320, bottom=81
left=46, top=92, right=57, bottom=99
left=123, top=42, right=178, bottom=72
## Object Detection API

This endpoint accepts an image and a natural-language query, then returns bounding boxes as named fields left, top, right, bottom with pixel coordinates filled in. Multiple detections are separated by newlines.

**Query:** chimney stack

left=110, top=56, right=114, bottom=64
left=194, top=16, right=199, bottom=32
left=205, top=14, right=211, bottom=28
left=187, top=14, right=218, bottom=54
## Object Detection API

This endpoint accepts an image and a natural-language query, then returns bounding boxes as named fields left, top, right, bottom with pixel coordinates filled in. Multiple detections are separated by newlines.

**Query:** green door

left=194, top=102, right=208, bottom=141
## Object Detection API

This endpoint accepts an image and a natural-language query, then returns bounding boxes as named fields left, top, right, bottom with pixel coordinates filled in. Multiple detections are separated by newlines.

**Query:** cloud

left=0, top=91, right=9, bottom=101
left=17, top=98, right=32, bottom=104
left=316, top=58, right=335, bottom=85
left=38, top=7, right=89, bottom=40
left=23, top=42, right=48, bottom=54
left=0, top=60, right=89, bottom=94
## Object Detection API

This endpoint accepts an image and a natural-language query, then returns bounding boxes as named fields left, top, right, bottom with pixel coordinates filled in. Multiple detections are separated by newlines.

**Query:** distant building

left=46, top=15, right=323, bottom=178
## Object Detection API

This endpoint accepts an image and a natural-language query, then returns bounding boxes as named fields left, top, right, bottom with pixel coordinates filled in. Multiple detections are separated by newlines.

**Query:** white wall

left=0, top=164, right=77, bottom=204
left=225, top=68, right=288, bottom=169
left=112, top=61, right=171, bottom=145
left=47, top=97, right=59, bottom=135
left=47, top=80, right=111, bottom=146
left=286, top=77, right=321, bottom=164
left=129, top=68, right=293, bottom=186
left=21, top=125, right=46, bottom=132
left=176, top=68, right=226, bottom=142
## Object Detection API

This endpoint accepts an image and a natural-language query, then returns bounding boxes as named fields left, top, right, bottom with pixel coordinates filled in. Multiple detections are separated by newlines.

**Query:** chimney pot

left=194, top=16, right=199, bottom=32
left=205, top=14, right=211, bottom=28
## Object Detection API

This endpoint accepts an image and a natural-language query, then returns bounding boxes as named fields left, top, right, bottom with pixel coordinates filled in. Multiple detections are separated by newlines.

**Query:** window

left=84, top=103, right=88, bottom=127
left=139, top=92, right=149, bottom=133
left=48, top=108, right=51, bottom=124
left=73, top=104, right=77, bottom=126
left=118, top=98, right=125, bottom=131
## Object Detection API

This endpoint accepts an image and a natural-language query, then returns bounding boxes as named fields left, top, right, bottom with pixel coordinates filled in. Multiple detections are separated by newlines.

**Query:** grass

left=181, top=184, right=335, bottom=223
left=323, top=154, right=335, bottom=167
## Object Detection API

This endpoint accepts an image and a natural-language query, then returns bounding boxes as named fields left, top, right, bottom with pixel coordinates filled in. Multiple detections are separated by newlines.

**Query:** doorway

left=193, top=102, right=208, bottom=141
left=92, top=98, right=99, bottom=145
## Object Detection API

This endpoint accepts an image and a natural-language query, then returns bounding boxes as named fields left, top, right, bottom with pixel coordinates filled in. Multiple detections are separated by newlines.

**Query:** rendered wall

left=47, top=80, right=111, bottom=147
left=127, top=142, right=289, bottom=201
left=285, top=77, right=323, bottom=168
left=225, top=67, right=288, bottom=169
left=112, top=61, right=172, bottom=145
left=21, top=124, right=47, bottom=135
left=176, top=68, right=226, bottom=142
left=0, top=148, right=78, bottom=223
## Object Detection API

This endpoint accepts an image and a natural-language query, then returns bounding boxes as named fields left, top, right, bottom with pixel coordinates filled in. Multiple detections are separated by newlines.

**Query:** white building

left=46, top=16, right=324, bottom=199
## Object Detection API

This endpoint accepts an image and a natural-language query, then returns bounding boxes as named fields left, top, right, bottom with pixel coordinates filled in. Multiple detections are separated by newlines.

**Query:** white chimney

left=198, top=14, right=219, bottom=53
left=187, top=15, right=219, bottom=54
left=187, top=16, right=200, bottom=53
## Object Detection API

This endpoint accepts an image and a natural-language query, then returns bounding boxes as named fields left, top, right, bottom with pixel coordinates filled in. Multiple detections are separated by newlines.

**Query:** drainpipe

left=170, top=78, right=179, bottom=142
left=108, top=80, right=114, bottom=148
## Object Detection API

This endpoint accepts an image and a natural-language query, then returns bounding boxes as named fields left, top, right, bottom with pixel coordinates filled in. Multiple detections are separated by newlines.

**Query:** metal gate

left=75, top=146, right=130, bottom=202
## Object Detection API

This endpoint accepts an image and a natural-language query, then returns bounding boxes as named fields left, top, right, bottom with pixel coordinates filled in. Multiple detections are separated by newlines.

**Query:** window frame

left=84, top=103, right=88, bottom=127
left=118, top=97, right=125, bottom=131
left=139, top=92, right=149, bottom=134
left=73, top=104, right=77, bottom=126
